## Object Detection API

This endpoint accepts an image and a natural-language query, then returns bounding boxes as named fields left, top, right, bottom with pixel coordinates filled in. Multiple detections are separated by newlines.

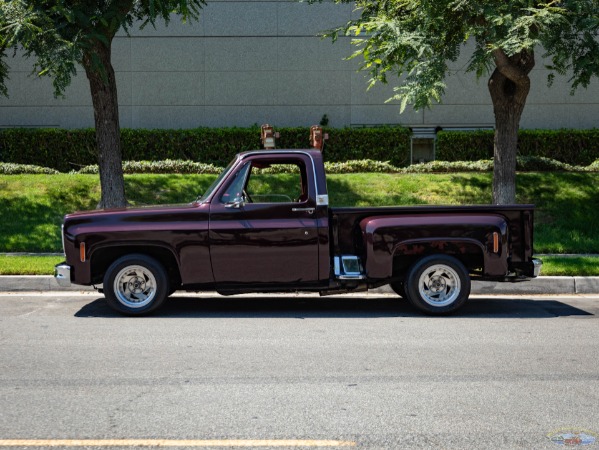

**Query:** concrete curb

left=1, top=275, right=599, bottom=295
left=377, top=277, right=599, bottom=295
left=0, top=276, right=96, bottom=292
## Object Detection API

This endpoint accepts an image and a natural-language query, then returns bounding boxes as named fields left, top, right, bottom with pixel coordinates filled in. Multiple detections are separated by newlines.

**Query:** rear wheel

left=103, top=254, right=169, bottom=316
left=404, top=254, right=470, bottom=315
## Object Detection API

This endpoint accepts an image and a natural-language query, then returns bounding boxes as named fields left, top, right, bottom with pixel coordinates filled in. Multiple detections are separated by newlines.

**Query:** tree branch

left=492, top=49, right=527, bottom=84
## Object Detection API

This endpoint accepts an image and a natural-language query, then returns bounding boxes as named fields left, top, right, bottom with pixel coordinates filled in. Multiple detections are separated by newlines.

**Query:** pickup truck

left=55, top=143, right=542, bottom=316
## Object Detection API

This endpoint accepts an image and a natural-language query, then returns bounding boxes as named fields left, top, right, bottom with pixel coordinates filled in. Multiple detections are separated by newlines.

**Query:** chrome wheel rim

left=418, top=264, right=461, bottom=307
left=113, top=265, right=157, bottom=309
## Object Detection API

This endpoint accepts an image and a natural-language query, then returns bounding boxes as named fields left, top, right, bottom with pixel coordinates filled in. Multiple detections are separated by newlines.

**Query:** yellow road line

left=0, top=439, right=356, bottom=447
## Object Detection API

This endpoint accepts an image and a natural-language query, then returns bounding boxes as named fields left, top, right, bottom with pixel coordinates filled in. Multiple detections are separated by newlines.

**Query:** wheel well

left=90, top=245, right=182, bottom=287
left=392, top=242, right=484, bottom=280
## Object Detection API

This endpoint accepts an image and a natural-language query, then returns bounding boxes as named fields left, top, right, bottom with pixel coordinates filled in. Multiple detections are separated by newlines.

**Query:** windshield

left=196, top=157, right=238, bottom=202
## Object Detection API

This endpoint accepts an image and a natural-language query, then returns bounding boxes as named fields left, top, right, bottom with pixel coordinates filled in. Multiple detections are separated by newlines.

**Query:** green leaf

left=400, top=95, right=409, bottom=113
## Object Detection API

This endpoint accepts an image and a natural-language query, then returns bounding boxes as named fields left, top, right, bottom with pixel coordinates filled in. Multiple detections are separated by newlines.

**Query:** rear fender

left=360, top=214, right=509, bottom=279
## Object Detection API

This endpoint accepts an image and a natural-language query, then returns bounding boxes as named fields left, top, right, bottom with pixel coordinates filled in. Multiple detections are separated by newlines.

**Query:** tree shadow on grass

left=517, top=172, right=599, bottom=253
left=0, top=181, right=99, bottom=252
left=124, top=174, right=216, bottom=206
left=445, top=173, right=492, bottom=204
left=448, top=172, right=599, bottom=253
left=326, top=176, right=428, bottom=207
left=0, top=197, right=72, bottom=252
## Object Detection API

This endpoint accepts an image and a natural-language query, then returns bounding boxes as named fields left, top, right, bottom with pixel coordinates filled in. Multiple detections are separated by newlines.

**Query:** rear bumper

left=54, top=263, right=72, bottom=287
left=532, top=258, right=543, bottom=277
left=506, top=258, right=542, bottom=280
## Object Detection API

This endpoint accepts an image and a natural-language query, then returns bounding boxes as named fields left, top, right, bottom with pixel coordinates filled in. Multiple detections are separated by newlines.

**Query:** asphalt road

left=0, top=292, right=598, bottom=449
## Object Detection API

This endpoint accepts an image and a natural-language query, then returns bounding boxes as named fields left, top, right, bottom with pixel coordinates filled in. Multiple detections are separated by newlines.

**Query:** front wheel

left=404, top=255, right=470, bottom=315
left=103, top=254, right=170, bottom=316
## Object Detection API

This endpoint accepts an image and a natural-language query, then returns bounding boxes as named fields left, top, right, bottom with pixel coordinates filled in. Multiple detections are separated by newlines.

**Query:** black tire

left=103, top=254, right=170, bottom=316
left=390, top=280, right=407, bottom=299
left=404, top=254, right=470, bottom=315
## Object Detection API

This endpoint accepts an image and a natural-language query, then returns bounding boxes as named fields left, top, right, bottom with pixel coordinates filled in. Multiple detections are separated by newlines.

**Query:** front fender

left=61, top=202, right=212, bottom=286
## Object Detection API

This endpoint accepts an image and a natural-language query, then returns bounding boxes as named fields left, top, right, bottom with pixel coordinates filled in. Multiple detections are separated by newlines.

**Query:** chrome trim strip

left=238, top=150, right=322, bottom=200
left=338, top=275, right=367, bottom=280
left=292, top=207, right=315, bottom=214
left=334, top=256, right=341, bottom=276
left=61, top=224, right=65, bottom=256
left=316, top=195, right=329, bottom=206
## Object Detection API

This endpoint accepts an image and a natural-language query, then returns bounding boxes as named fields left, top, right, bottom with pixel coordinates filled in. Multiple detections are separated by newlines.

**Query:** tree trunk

left=83, top=39, right=127, bottom=209
left=488, top=49, right=535, bottom=205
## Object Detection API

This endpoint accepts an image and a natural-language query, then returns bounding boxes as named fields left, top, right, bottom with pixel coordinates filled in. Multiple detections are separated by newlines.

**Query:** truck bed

left=330, top=204, right=535, bottom=264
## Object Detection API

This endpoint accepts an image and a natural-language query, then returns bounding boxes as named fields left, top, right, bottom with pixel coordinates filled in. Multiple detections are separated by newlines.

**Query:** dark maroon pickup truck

left=55, top=148, right=542, bottom=315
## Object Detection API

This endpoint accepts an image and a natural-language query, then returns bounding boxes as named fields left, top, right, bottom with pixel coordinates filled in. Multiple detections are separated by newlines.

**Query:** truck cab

left=204, top=149, right=331, bottom=289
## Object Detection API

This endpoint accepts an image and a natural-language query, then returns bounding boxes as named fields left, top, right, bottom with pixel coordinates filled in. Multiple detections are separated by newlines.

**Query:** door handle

left=292, top=207, right=315, bottom=214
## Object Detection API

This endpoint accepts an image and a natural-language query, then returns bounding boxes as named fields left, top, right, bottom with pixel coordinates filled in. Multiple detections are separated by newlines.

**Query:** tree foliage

left=325, top=0, right=599, bottom=203
left=330, top=0, right=599, bottom=112
left=0, top=0, right=204, bottom=97
left=0, top=0, right=206, bottom=208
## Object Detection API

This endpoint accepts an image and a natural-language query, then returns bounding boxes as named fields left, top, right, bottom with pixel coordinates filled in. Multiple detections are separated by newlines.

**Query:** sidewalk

left=1, top=275, right=598, bottom=295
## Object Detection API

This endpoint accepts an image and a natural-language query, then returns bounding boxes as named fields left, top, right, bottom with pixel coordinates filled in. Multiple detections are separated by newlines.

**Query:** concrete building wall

left=0, top=0, right=598, bottom=130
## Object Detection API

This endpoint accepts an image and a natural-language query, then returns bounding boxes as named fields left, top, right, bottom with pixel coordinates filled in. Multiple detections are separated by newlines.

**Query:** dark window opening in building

left=410, top=128, right=436, bottom=164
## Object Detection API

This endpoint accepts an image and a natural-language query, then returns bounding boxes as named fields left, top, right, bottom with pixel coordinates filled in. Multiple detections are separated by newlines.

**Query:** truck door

left=209, top=154, right=320, bottom=285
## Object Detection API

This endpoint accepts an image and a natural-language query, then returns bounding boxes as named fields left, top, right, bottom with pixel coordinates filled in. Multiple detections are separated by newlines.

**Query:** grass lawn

left=540, top=256, right=599, bottom=276
left=1, top=172, right=599, bottom=255
left=0, top=255, right=64, bottom=275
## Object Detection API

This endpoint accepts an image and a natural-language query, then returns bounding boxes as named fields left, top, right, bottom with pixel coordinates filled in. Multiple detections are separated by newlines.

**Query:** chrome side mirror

left=225, top=200, right=243, bottom=209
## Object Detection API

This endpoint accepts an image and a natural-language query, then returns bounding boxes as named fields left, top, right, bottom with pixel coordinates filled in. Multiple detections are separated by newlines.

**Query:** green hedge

left=0, top=129, right=97, bottom=173
left=0, top=163, right=60, bottom=175
left=5, top=156, right=598, bottom=175
left=78, top=160, right=224, bottom=175
left=5, top=127, right=599, bottom=172
left=0, top=126, right=411, bottom=172
left=436, top=129, right=599, bottom=165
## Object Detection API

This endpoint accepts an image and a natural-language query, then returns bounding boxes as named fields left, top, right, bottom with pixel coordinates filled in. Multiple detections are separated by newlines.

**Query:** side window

left=246, top=161, right=308, bottom=204
left=220, top=163, right=251, bottom=204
